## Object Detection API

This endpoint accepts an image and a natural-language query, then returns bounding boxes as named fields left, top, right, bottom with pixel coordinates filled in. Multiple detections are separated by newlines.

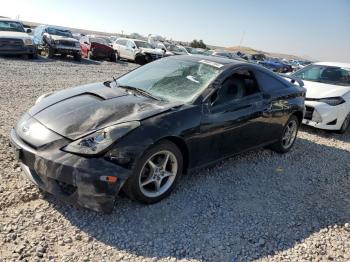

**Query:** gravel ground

left=0, top=56, right=349, bottom=262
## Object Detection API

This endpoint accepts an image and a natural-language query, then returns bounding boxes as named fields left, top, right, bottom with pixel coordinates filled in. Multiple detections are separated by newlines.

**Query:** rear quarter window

left=254, top=70, right=288, bottom=92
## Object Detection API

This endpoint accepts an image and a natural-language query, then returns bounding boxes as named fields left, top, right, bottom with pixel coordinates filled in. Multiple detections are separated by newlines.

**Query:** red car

left=80, top=36, right=116, bottom=62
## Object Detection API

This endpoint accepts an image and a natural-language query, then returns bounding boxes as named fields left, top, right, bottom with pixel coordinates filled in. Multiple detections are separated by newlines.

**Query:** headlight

left=62, top=121, right=140, bottom=155
left=75, top=42, right=80, bottom=48
left=23, top=38, right=33, bottom=45
left=54, top=40, right=60, bottom=45
left=319, top=97, right=345, bottom=106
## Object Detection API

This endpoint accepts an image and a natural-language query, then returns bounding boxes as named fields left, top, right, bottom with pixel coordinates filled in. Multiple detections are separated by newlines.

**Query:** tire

left=88, top=51, right=94, bottom=60
left=270, top=115, right=299, bottom=154
left=135, top=54, right=147, bottom=65
left=74, top=53, right=82, bottom=62
left=110, top=53, right=117, bottom=62
left=123, top=140, right=183, bottom=204
left=42, top=47, right=54, bottom=58
left=336, top=113, right=350, bottom=134
left=28, top=53, right=38, bottom=59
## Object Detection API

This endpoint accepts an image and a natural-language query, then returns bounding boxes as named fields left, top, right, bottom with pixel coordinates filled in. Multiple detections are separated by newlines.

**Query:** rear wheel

left=123, top=140, right=183, bottom=204
left=270, top=115, right=299, bottom=153
left=336, top=113, right=350, bottom=134
left=110, top=53, right=117, bottom=62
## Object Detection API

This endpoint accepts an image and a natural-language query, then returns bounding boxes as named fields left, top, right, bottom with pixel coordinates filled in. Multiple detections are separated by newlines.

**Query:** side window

left=126, top=40, right=135, bottom=48
left=212, top=69, right=260, bottom=106
left=254, top=70, right=287, bottom=92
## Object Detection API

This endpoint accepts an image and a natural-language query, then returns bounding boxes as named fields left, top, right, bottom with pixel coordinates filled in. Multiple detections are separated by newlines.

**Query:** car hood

left=0, top=31, right=30, bottom=39
left=50, top=35, right=78, bottom=43
left=28, top=82, right=182, bottom=140
left=302, top=80, right=350, bottom=98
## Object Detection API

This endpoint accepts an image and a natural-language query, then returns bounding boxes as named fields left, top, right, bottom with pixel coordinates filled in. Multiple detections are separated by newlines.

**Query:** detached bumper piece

left=10, top=128, right=130, bottom=213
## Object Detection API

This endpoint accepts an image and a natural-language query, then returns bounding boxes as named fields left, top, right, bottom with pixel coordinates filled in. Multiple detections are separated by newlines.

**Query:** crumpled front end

left=303, top=100, right=347, bottom=130
left=9, top=117, right=131, bottom=213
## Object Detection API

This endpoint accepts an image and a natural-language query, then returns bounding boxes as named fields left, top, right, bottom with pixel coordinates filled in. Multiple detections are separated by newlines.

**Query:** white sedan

left=292, top=62, right=350, bottom=133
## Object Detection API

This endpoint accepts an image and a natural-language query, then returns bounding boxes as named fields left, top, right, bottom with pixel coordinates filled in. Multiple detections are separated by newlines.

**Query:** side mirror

left=26, top=28, right=32, bottom=33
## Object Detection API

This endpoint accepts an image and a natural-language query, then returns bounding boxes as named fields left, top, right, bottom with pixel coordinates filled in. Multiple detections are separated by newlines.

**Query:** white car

left=292, top=62, right=350, bottom=133
left=112, top=38, right=163, bottom=65
left=0, top=18, right=37, bottom=59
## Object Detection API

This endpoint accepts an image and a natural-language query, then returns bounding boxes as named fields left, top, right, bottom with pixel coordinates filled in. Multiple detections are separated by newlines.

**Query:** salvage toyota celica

left=10, top=55, right=305, bottom=213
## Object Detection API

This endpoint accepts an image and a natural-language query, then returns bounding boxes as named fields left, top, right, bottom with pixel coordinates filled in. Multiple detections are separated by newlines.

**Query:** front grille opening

left=56, top=181, right=77, bottom=196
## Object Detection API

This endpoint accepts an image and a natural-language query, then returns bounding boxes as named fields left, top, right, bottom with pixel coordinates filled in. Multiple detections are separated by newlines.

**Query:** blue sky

left=2, top=0, right=350, bottom=61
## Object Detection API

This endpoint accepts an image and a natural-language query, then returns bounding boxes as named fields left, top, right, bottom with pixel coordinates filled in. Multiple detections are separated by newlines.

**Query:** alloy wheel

left=139, top=150, right=178, bottom=198
left=282, top=120, right=298, bottom=149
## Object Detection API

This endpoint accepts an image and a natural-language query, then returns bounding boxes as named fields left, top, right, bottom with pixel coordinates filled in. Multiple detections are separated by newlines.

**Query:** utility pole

left=239, top=30, right=245, bottom=47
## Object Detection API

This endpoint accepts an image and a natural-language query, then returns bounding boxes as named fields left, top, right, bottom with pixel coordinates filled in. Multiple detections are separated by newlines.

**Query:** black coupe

left=10, top=55, right=305, bottom=212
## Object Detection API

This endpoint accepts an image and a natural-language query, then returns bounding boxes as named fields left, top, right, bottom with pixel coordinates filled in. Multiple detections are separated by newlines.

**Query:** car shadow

left=300, top=125, right=350, bottom=144
left=46, top=137, right=350, bottom=261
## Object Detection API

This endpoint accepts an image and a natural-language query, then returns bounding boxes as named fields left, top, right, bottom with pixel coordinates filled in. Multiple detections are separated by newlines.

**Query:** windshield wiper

left=117, top=84, right=163, bottom=101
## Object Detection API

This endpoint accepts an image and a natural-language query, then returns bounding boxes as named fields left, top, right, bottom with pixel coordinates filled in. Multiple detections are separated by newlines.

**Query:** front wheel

left=123, top=140, right=183, bottom=204
left=42, top=47, right=54, bottom=58
left=270, top=115, right=299, bottom=153
left=336, top=113, right=350, bottom=134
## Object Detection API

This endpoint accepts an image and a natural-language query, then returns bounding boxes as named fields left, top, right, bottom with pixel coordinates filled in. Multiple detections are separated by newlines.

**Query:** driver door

left=196, top=68, right=266, bottom=165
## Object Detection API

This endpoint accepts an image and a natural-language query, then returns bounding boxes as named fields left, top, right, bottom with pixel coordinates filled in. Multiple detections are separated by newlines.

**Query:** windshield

left=293, top=65, right=350, bottom=86
left=134, top=41, right=153, bottom=49
left=116, top=58, right=223, bottom=102
left=46, top=27, right=73, bottom=38
left=90, top=37, right=109, bottom=45
left=0, top=21, right=25, bottom=32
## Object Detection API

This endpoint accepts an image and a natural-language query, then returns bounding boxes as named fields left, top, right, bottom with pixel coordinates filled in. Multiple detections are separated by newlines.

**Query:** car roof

left=314, top=61, right=350, bottom=69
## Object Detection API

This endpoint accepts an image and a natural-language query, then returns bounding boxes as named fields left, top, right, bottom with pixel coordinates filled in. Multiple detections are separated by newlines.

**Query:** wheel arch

left=292, top=110, right=303, bottom=126
left=159, top=136, right=190, bottom=174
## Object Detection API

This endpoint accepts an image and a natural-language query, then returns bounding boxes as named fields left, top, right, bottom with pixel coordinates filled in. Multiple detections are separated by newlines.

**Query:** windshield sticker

left=199, top=60, right=224, bottom=68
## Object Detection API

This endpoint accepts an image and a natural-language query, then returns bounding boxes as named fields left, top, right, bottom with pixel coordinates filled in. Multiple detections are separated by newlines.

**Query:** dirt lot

left=0, top=56, right=349, bottom=262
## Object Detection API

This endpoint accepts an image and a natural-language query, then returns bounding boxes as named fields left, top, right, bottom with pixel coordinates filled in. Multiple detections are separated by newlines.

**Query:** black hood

left=28, top=82, right=181, bottom=140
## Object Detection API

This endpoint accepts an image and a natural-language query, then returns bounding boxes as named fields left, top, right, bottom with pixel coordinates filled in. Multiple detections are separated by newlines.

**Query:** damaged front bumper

left=10, top=128, right=130, bottom=213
